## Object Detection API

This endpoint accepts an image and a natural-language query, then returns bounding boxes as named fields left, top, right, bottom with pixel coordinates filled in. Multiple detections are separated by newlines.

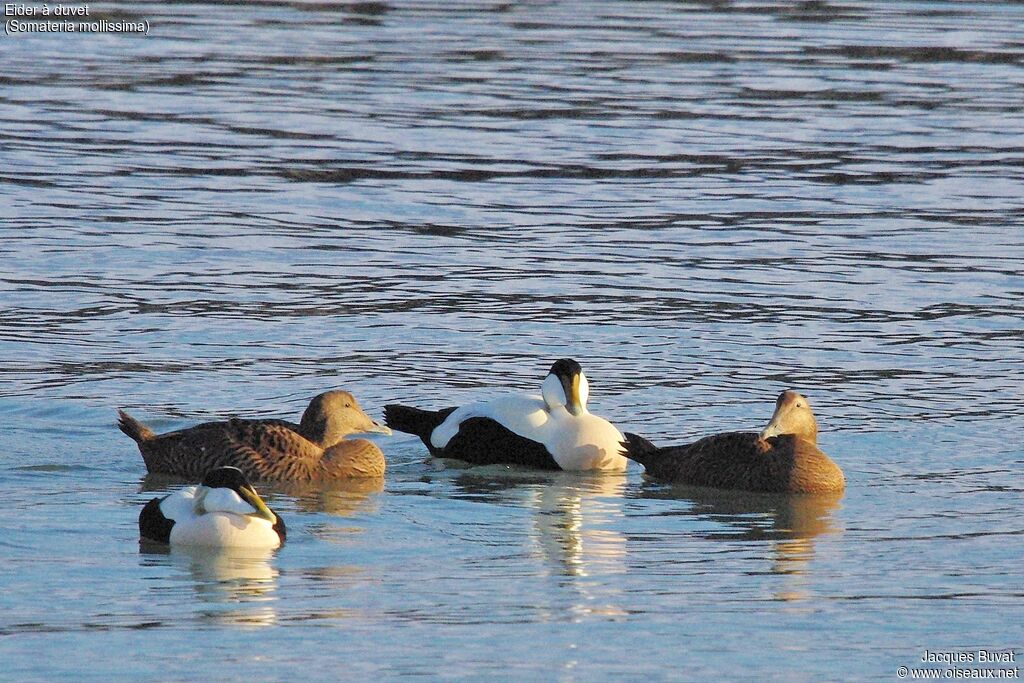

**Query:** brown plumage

left=119, top=390, right=392, bottom=483
left=621, top=390, right=845, bottom=494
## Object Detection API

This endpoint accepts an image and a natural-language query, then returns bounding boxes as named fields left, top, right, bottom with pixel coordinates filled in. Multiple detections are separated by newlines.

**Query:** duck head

left=759, top=390, right=818, bottom=444
left=541, top=358, right=590, bottom=416
left=198, top=466, right=277, bottom=523
left=300, top=390, right=392, bottom=447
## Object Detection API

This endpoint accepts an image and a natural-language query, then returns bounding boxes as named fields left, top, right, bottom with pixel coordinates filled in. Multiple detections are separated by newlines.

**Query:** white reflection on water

left=141, top=545, right=280, bottom=628
left=528, top=473, right=629, bottom=619
left=528, top=474, right=628, bottom=579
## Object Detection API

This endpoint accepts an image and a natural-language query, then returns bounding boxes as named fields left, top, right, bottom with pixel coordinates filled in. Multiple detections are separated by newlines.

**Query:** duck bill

left=760, top=405, right=787, bottom=439
left=759, top=420, right=782, bottom=439
left=565, top=373, right=584, bottom=416
left=362, top=417, right=392, bottom=436
left=240, top=485, right=277, bottom=523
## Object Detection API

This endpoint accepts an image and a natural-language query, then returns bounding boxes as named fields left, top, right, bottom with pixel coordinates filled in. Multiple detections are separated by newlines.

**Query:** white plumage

left=165, top=487, right=281, bottom=548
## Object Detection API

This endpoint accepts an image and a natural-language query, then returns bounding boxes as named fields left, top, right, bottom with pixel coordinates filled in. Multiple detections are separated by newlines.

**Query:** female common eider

left=119, top=390, right=391, bottom=482
left=139, top=466, right=286, bottom=548
left=621, top=390, right=844, bottom=493
left=385, top=359, right=627, bottom=471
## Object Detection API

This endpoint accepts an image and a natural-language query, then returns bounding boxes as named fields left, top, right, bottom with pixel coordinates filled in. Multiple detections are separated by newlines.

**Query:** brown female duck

left=119, top=390, right=391, bottom=482
left=621, top=390, right=844, bottom=493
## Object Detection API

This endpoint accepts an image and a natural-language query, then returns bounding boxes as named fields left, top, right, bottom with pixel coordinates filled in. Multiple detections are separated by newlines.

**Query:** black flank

left=138, top=496, right=174, bottom=544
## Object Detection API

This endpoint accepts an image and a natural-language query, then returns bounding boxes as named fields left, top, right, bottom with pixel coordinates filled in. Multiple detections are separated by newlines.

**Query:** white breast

left=168, top=512, right=281, bottom=549
left=430, top=392, right=627, bottom=472
left=546, top=411, right=628, bottom=471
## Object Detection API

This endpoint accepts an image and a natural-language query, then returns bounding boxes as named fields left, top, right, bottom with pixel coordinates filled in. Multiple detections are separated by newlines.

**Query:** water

left=1, top=0, right=1023, bottom=680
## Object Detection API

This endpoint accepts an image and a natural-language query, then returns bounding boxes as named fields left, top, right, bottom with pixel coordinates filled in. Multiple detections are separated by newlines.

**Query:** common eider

left=621, top=390, right=844, bottom=493
left=139, top=466, right=286, bottom=548
left=385, top=359, right=627, bottom=471
left=119, top=390, right=391, bottom=482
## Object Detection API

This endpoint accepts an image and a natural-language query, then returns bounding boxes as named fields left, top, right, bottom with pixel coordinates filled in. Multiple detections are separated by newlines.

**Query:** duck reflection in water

left=450, top=469, right=630, bottom=618
left=139, top=544, right=280, bottom=628
left=529, top=474, right=628, bottom=580
left=638, top=483, right=843, bottom=601
left=276, top=478, right=384, bottom=518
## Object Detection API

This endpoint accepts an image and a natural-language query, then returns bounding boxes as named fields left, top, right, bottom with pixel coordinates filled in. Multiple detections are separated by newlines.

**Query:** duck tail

left=383, top=404, right=451, bottom=440
left=118, top=410, right=155, bottom=443
left=620, top=432, right=660, bottom=467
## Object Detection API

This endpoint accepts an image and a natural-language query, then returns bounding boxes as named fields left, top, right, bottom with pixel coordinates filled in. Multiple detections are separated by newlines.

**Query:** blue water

left=1, top=1, right=1023, bottom=680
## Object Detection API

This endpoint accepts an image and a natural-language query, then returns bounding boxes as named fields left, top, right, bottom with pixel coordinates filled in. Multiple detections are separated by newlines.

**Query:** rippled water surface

left=2, top=1, right=1023, bottom=680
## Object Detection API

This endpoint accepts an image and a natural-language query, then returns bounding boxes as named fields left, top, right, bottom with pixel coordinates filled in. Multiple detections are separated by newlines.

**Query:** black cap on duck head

left=548, top=358, right=582, bottom=380
left=202, top=466, right=251, bottom=491
left=542, top=358, right=589, bottom=416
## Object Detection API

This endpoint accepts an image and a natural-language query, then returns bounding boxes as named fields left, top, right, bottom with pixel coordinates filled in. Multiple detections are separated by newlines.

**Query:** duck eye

left=345, top=403, right=351, bottom=408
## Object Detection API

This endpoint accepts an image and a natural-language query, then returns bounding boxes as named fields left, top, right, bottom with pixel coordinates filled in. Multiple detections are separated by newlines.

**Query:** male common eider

left=621, top=390, right=844, bottom=493
left=119, top=390, right=392, bottom=482
left=385, top=359, right=627, bottom=471
left=139, top=466, right=286, bottom=548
